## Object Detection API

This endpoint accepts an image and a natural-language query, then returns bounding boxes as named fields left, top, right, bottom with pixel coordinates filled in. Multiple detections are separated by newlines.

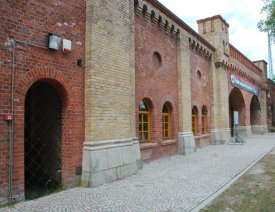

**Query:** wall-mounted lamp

left=48, top=33, right=61, bottom=50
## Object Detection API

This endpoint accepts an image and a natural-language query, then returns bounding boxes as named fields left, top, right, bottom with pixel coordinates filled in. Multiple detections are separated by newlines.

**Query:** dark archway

left=271, top=104, right=275, bottom=127
left=250, top=95, right=261, bottom=125
left=24, top=81, right=61, bottom=199
left=229, top=88, right=246, bottom=136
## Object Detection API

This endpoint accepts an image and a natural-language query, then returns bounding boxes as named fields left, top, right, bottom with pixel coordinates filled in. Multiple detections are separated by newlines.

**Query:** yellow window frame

left=202, top=114, right=206, bottom=134
left=139, top=111, right=150, bottom=142
left=162, top=112, right=171, bottom=139
left=192, top=114, right=196, bottom=134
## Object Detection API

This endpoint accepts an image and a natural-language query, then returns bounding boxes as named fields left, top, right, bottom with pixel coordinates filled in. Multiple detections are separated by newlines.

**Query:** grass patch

left=201, top=149, right=275, bottom=212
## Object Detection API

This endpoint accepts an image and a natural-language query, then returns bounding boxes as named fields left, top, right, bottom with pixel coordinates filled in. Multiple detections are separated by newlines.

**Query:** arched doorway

left=229, top=88, right=246, bottom=136
left=250, top=95, right=261, bottom=125
left=24, top=81, right=61, bottom=199
left=271, top=104, right=275, bottom=127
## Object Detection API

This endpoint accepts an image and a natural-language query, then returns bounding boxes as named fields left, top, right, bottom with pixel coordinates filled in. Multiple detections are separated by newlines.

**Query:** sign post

left=232, top=111, right=244, bottom=143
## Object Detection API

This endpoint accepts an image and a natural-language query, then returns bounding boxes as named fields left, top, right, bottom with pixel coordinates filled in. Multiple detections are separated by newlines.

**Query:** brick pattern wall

left=135, top=14, right=178, bottom=161
left=190, top=51, right=211, bottom=147
left=0, top=0, right=85, bottom=202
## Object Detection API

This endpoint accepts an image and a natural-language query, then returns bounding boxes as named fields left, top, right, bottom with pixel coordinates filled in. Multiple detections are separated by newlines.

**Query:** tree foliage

left=258, top=0, right=275, bottom=38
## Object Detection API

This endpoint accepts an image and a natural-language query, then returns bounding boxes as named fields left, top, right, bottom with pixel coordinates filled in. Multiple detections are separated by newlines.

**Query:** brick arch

left=15, top=67, right=75, bottom=107
left=160, top=95, right=175, bottom=110
left=229, top=87, right=246, bottom=125
left=250, top=95, right=261, bottom=125
left=12, top=67, right=82, bottom=194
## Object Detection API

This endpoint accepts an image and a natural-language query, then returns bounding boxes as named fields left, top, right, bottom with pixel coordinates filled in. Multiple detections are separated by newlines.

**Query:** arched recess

left=229, top=88, right=246, bottom=136
left=14, top=68, right=79, bottom=198
left=250, top=95, right=261, bottom=125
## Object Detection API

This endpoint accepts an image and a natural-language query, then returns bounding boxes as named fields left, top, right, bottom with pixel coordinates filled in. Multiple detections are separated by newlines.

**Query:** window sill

left=161, top=139, right=176, bottom=146
left=140, top=142, right=158, bottom=150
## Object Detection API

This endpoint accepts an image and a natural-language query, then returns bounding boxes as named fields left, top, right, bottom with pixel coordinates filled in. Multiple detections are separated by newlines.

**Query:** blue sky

left=158, top=0, right=273, bottom=66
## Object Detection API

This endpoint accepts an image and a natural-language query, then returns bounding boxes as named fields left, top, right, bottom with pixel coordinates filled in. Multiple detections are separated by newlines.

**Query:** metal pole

left=268, top=30, right=273, bottom=79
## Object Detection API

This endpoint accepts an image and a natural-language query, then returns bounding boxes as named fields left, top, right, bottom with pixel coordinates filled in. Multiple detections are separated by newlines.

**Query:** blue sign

left=230, top=75, right=259, bottom=96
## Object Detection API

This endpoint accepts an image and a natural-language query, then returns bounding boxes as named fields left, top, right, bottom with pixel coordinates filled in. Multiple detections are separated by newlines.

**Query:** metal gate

left=24, top=81, right=61, bottom=199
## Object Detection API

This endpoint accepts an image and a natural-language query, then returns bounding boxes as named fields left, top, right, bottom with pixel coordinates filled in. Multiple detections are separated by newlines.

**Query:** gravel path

left=2, top=134, right=275, bottom=212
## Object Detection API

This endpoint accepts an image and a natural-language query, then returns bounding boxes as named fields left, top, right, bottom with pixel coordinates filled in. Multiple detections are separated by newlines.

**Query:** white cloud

left=158, top=0, right=270, bottom=62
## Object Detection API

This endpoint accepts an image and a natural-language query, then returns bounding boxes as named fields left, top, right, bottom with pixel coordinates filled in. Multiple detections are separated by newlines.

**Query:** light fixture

left=63, top=39, right=72, bottom=53
left=48, top=33, right=61, bottom=50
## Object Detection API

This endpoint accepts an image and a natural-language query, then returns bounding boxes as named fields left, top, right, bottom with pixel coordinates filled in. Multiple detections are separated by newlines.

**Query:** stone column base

left=81, top=137, right=142, bottom=187
left=236, top=126, right=252, bottom=138
left=178, top=132, right=196, bottom=155
left=251, top=125, right=268, bottom=135
left=211, top=128, right=231, bottom=144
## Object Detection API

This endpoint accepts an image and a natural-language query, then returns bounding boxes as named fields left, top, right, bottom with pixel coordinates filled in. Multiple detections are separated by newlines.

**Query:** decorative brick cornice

left=134, top=0, right=180, bottom=39
left=229, top=44, right=263, bottom=75
left=142, top=0, right=215, bottom=51
left=134, top=0, right=214, bottom=58
left=189, top=37, right=212, bottom=60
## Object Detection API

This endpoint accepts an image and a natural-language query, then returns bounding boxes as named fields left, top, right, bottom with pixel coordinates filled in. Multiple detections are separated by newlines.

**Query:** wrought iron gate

left=24, top=81, right=61, bottom=199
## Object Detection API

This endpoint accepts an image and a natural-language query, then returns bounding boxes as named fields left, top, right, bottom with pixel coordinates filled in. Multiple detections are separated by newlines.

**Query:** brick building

left=0, top=0, right=85, bottom=203
left=0, top=0, right=273, bottom=204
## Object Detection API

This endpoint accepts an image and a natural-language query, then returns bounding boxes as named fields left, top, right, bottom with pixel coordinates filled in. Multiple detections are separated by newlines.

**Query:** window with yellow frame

left=202, top=106, right=207, bottom=134
left=139, top=101, right=150, bottom=142
left=162, top=104, right=171, bottom=139
left=192, top=107, right=198, bottom=135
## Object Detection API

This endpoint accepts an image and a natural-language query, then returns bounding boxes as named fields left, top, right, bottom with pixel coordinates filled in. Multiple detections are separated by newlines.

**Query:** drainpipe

left=6, top=40, right=48, bottom=203
left=8, top=40, right=16, bottom=203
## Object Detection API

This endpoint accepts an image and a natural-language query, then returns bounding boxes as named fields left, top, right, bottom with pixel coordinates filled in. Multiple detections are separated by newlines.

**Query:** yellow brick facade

left=85, top=0, right=136, bottom=141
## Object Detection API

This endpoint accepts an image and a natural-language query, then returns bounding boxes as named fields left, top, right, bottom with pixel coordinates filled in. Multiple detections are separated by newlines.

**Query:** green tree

left=258, top=0, right=275, bottom=38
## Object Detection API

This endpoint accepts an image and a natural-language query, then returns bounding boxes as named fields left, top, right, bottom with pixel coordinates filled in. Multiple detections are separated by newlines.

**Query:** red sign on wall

left=4, top=114, right=13, bottom=121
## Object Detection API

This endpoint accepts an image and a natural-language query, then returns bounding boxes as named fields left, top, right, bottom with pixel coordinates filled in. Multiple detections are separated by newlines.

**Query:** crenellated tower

left=197, top=15, right=231, bottom=144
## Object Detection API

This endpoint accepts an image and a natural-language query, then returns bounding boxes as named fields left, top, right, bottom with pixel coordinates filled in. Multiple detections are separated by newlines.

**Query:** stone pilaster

left=210, top=62, right=231, bottom=144
left=177, top=32, right=196, bottom=154
left=83, top=0, right=141, bottom=187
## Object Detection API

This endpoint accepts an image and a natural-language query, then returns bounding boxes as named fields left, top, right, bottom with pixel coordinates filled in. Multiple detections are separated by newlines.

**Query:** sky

left=158, top=0, right=274, bottom=73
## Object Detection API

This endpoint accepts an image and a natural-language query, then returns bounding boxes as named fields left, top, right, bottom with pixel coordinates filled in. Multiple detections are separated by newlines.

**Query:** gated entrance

left=24, top=81, right=61, bottom=199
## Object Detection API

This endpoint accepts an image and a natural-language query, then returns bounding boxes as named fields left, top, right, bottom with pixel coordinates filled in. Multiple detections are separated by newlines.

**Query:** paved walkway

left=2, top=134, right=275, bottom=212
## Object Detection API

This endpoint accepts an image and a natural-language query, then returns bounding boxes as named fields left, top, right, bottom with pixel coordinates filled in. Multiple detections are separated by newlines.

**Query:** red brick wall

left=0, top=0, right=85, bottom=202
left=190, top=51, right=211, bottom=147
left=267, top=81, right=275, bottom=130
left=135, top=15, right=178, bottom=162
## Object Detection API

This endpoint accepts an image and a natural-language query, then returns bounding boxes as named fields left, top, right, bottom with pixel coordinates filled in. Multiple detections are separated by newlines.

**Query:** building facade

left=0, top=0, right=273, bottom=204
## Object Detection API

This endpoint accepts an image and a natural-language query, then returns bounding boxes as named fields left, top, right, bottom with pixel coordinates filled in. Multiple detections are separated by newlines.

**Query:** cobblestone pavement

left=2, top=134, right=275, bottom=212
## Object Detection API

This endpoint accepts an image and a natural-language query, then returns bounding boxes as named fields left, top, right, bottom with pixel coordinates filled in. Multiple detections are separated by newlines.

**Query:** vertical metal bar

left=268, top=31, right=273, bottom=79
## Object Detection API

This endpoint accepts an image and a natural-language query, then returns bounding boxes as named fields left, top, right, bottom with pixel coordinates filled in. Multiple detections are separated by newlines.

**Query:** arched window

left=162, top=104, right=171, bottom=140
left=192, top=106, right=198, bottom=135
left=139, top=101, right=150, bottom=142
left=202, top=106, right=208, bottom=134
